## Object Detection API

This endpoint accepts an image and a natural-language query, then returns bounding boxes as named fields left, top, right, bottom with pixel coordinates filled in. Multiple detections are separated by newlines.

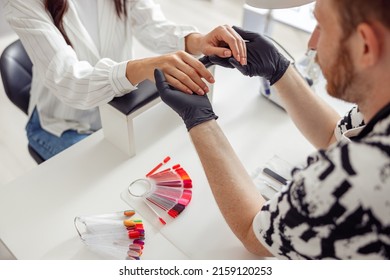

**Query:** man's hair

left=332, top=0, right=390, bottom=38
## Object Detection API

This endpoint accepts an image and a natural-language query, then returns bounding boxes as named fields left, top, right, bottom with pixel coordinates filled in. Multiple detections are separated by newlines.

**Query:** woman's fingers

left=201, top=25, right=247, bottom=65
left=158, top=51, right=214, bottom=95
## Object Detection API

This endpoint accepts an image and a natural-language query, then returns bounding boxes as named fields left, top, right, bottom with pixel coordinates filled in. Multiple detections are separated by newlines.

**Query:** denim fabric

left=26, top=109, right=91, bottom=160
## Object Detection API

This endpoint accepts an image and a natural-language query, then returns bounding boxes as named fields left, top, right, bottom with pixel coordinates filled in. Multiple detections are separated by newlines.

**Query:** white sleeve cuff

left=110, top=61, right=138, bottom=96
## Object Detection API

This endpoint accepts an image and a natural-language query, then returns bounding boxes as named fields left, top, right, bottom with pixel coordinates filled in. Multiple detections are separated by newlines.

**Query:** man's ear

left=355, top=23, right=381, bottom=68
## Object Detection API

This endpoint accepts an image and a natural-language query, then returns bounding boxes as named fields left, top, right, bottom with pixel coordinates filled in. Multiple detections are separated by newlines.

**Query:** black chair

left=0, top=40, right=45, bottom=164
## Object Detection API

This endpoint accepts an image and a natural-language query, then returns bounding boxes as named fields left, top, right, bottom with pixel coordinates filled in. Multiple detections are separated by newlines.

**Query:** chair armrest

left=108, top=80, right=159, bottom=115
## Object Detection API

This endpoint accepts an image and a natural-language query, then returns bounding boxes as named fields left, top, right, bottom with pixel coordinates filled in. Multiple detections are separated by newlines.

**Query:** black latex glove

left=154, top=69, right=218, bottom=131
left=228, top=26, right=290, bottom=85
left=199, top=55, right=234, bottom=69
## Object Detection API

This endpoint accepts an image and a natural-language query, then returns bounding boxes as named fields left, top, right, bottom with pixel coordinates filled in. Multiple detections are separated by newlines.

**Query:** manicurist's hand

left=154, top=69, right=218, bottom=131
left=228, top=26, right=290, bottom=85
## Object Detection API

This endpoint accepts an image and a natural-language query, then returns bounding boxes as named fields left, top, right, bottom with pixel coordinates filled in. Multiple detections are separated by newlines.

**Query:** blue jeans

left=26, top=109, right=91, bottom=160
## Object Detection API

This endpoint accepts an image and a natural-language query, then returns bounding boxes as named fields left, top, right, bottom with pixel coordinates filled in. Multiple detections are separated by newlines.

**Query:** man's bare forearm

left=274, top=66, right=340, bottom=149
left=189, top=120, right=272, bottom=256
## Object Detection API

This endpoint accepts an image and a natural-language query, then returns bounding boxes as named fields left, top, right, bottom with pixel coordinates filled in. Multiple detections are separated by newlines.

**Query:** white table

left=0, top=67, right=350, bottom=260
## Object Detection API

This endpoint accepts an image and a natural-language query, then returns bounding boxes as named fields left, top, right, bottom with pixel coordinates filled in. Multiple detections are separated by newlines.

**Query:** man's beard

left=317, top=42, right=367, bottom=105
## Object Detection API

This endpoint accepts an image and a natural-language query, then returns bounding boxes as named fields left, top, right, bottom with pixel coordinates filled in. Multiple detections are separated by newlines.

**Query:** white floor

left=0, top=0, right=309, bottom=187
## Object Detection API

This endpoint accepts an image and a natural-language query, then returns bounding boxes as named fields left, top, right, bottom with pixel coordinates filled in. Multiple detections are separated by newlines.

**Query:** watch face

left=246, top=0, right=315, bottom=9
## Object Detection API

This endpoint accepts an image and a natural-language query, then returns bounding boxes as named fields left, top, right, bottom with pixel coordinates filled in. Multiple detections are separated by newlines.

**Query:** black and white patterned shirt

left=253, top=103, right=390, bottom=259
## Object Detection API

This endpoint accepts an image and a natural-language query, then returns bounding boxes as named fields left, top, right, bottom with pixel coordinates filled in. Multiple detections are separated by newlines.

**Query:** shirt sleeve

left=253, top=140, right=389, bottom=259
left=334, top=106, right=365, bottom=141
left=4, top=0, right=135, bottom=110
left=130, top=0, right=198, bottom=53
left=252, top=149, right=339, bottom=259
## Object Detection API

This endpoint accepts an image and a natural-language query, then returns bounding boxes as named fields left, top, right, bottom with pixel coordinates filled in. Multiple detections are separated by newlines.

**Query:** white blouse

left=74, top=0, right=100, bottom=50
left=4, top=0, right=197, bottom=136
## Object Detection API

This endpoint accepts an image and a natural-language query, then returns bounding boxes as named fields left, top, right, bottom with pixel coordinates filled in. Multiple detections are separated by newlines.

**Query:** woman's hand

left=126, top=25, right=246, bottom=95
left=126, top=51, right=214, bottom=95
left=185, top=25, right=247, bottom=66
